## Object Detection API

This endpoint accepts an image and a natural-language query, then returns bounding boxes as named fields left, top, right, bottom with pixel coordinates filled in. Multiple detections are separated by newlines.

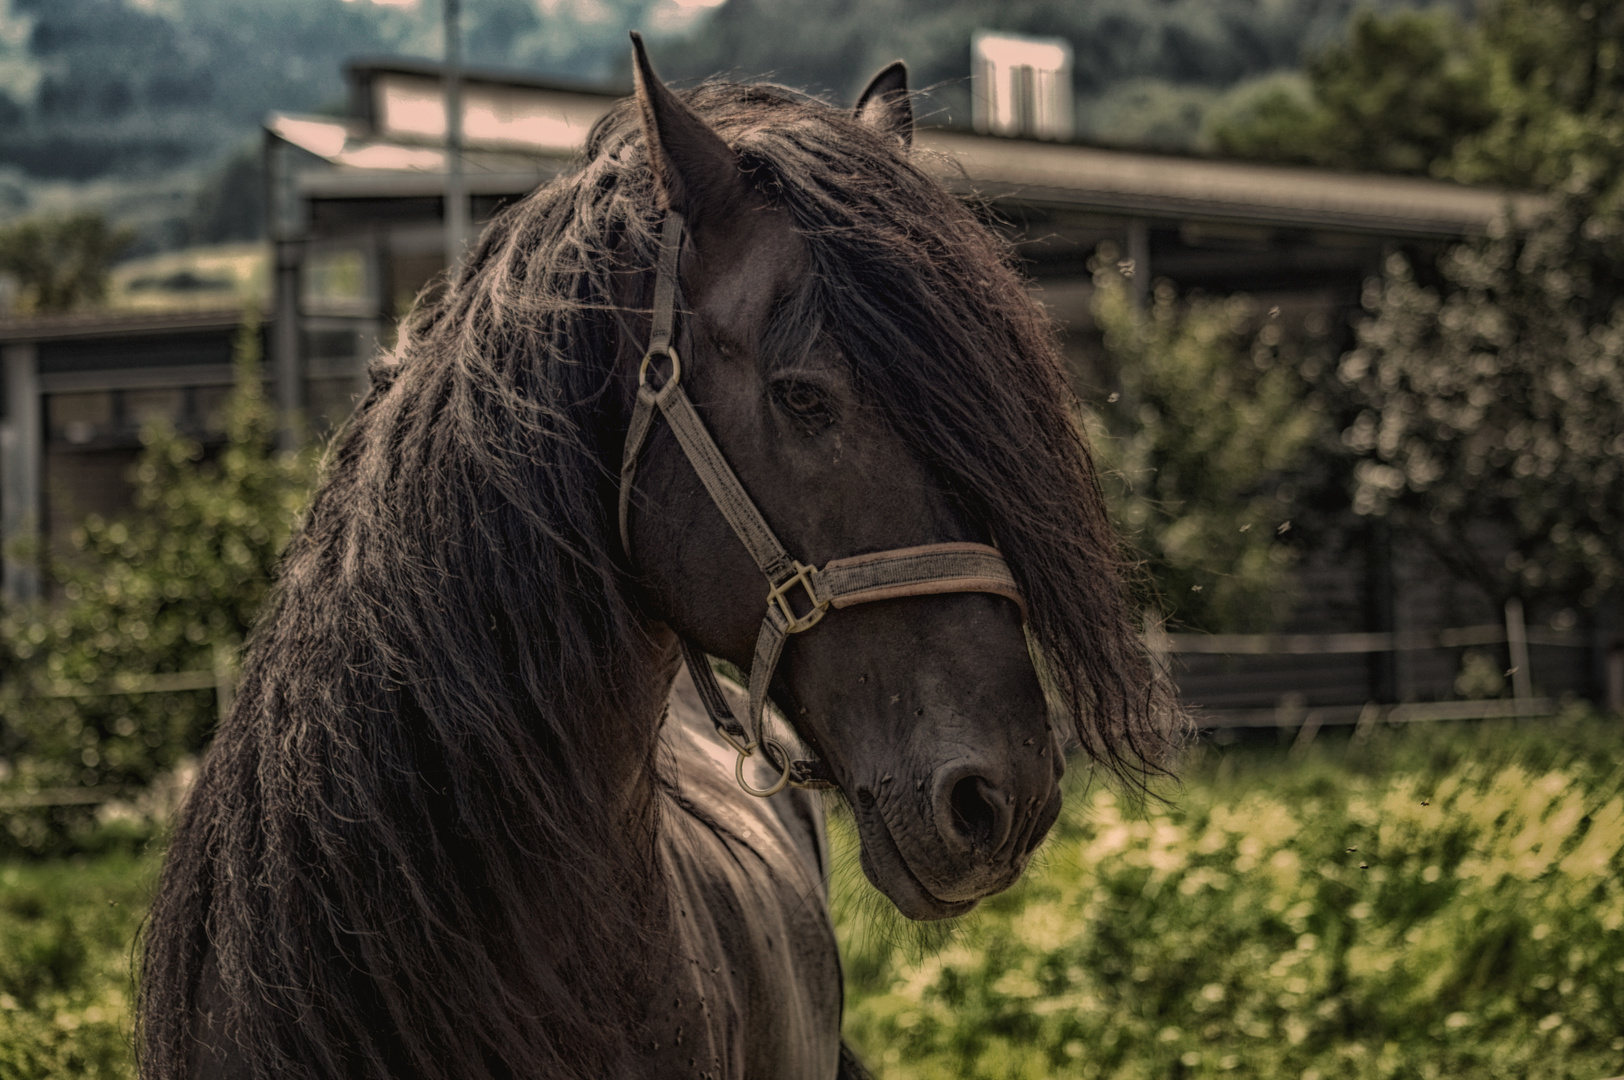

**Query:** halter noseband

left=619, top=212, right=1027, bottom=797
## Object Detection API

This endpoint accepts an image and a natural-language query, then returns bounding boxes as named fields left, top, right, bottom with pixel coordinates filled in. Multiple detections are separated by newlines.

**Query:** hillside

left=0, top=0, right=1466, bottom=253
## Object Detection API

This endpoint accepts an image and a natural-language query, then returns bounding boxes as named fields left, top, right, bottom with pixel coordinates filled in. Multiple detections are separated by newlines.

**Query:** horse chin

left=853, top=806, right=982, bottom=922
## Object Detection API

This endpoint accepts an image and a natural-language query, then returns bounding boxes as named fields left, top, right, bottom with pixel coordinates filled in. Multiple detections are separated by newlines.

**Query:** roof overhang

left=267, top=70, right=1549, bottom=244
left=918, top=131, right=1548, bottom=239
left=0, top=308, right=251, bottom=345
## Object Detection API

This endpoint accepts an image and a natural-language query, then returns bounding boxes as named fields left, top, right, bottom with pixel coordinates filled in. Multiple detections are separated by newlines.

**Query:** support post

left=1607, top=640, right=1623, bottom=716
left=273, top=239, right=303, bottom=451
left=1127, top=218, right=1150, bottom=309
left=266, top=129, right=307, bottom=452
left=443, top=0, right=468, bottom=275
left=0, top=341, right=39, bottom=602
left=213, top=643, right=237, bottom=727
left=1505, top=597, right=1533, bottom=706
left=1367, top=522, right=1397, bottom=703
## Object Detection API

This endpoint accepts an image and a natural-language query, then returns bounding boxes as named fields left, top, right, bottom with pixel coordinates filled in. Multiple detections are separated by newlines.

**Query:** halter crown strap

left=620, top=211, right=1027, bottom=796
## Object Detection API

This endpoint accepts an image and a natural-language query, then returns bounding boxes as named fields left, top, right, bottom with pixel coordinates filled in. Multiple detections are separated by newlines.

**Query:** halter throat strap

left=619, top=211, right=1026, bottom=797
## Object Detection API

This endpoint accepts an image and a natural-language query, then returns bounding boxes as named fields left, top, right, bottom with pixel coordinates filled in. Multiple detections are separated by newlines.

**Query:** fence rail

left=1158, top=622, right=1581, bottom=656
left=1153, top=598, right=1611, bottom=732
left=8, top=644, right=238, bottom=724
left=0, top=602, right=1612, bottom=810
left=1194, top=697, right=1560, bottom=731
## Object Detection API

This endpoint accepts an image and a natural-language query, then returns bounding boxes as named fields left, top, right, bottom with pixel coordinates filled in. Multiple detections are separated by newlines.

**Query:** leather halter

left=619, top=212, right=1027, bottom=797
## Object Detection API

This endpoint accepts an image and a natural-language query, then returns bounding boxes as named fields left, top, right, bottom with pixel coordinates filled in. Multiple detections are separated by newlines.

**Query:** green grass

left=3, top=715, right=1621, bottom=1079
left=0, top=850, right=157, bottom=1080
left=833, top=713, right=1624, bottom=1079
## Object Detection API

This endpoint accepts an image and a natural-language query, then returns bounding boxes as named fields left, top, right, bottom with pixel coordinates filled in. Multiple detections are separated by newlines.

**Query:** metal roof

left=271, top=106, right=1546, bottom=241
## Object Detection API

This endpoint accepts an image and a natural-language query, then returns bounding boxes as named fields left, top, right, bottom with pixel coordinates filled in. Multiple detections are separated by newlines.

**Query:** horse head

left=617, top=38, right=1176, bottom=920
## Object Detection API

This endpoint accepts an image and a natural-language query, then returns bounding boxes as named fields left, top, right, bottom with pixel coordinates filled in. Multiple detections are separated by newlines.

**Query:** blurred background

left=0, top=1, right=1622, bottom=1077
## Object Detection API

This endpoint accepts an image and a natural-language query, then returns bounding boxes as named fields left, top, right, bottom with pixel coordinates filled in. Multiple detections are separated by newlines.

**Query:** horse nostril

left=947, top=775, right=1000, bottom=850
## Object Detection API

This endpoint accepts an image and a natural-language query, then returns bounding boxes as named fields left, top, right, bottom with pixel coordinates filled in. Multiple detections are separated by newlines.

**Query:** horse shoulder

left=648, top=667, right=843, bottom=1079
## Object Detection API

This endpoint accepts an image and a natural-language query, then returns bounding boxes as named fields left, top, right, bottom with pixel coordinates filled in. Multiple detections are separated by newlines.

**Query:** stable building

left=4, top=55, right=1594, bottom=715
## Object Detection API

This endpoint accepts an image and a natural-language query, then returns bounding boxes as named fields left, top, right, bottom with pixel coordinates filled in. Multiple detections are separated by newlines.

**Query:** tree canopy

left=0, top=212, right=131, bottom=314
left=1334, top=183, right=1624, bottom=610
left=1212, top=0, right=1624, bottom=202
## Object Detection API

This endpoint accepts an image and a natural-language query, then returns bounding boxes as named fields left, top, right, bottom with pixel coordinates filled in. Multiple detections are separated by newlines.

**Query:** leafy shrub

left=0, top=321, right=318, bottom=854
left=2, top=720, right=1620, bottom=1078
left=837, top=712, right=1624, bottom=1079
left=0, top=852, right=155, bottom=1080
left=1085, top=258, right=1323, bottom=632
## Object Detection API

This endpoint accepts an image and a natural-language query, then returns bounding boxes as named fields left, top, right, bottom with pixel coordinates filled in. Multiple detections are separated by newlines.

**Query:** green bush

left=0, top=320, right=318, bottom=855
left=1085, top=259, right=1323, bottom=632
left=0, top=852, right=155, bottom=1080
left=837, top=712, right=1624, bottom=1079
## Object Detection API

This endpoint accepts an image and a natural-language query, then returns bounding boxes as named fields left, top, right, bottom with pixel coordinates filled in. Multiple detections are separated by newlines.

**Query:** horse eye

left=771, top=380, right=835, bottom=429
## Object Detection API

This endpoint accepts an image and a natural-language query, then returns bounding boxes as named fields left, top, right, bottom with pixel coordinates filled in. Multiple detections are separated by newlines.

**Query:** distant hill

left=0, top=0, right=1469, bottom=252
left=648, top=0, right=1469, bottom=148
left=0, top=0, right=684, bottom=183
left=0, top=0, right=683, bottom=249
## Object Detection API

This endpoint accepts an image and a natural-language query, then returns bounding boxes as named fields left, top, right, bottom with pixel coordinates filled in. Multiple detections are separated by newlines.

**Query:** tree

left=0, top=320, right=318, bottom=851
left=1209, top=9, right=1496, bottom=176
left=1211, top=0, right=1624, bottom=205
left=0, top=212, right=133, bottom=314
left=1085, top=256, right=1324, bottom=633
left=1335, top=181, right=1624, bottom=610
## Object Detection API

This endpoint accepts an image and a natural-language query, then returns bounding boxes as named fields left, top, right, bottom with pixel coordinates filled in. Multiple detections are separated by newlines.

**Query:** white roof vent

left=971, top=30, right=1075, bottom=141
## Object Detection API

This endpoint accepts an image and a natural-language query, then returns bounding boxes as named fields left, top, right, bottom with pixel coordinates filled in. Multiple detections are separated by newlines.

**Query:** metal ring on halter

left=735, top=736, right=793, bottom=798
left=639, top=345, right=681, bottom=389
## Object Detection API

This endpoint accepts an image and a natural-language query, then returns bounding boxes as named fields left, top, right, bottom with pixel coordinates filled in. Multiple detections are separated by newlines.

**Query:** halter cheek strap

left=620, top=212, right=1027, bottom=797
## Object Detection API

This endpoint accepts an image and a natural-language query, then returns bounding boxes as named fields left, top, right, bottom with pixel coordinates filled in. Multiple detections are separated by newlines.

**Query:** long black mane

left=139, top=82, right=1176, bottom=1080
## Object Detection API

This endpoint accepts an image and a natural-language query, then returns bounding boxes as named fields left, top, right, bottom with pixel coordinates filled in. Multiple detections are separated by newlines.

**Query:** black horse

left=138, top=38, right=1178, bottom=1080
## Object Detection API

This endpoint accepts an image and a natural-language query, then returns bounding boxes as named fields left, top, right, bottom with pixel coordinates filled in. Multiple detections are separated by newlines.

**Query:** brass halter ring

left=735, top=736, right=793, bottom=798
left=639, top=345, right=681, bottom=389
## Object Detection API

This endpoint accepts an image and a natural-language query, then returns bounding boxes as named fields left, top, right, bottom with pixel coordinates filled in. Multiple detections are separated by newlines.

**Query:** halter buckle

left=638, top=345, right=682, bottom=389
left=767, top=561, right=828, bottom=634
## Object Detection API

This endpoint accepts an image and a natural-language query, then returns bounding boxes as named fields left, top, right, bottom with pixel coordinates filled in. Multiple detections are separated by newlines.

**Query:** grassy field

left=2, top=715, right=1621, bottom=1079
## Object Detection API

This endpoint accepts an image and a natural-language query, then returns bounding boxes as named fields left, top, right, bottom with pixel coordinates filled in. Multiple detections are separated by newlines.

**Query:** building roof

left=0, top=307, right=250, bottom=345
left=920, top=131, right=1548, bottom=238
left=270, top=60, right=1550, bottom=241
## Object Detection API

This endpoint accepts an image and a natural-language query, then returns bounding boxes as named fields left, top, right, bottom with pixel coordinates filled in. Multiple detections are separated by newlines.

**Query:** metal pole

left=273, top=240, right=302, bottom=451
left=444, top=0, right=467, bottom=275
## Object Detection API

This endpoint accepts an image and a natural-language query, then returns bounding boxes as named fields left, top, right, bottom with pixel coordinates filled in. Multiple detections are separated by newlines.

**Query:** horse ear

left=629, top=32, right=752, bottom=231
left=854, top=61, right=913, bottom=147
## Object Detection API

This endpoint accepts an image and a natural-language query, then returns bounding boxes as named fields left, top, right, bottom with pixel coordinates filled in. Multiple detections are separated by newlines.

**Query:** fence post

left=1144, top=610, right=1171, bottom=681
left=213, top=644, right=237, bottom=726
left=1607, top=639, right=1624, bottom=716
left=1505, top=598, right=1532, bottom=707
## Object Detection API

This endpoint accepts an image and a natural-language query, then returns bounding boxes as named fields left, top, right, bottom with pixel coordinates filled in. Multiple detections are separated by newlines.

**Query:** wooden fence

left=1150, top=598, right=1605, bottom=739
left=1, top=601, right=1614, bottom=808
left=0, top=646, right=235, bottom=811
